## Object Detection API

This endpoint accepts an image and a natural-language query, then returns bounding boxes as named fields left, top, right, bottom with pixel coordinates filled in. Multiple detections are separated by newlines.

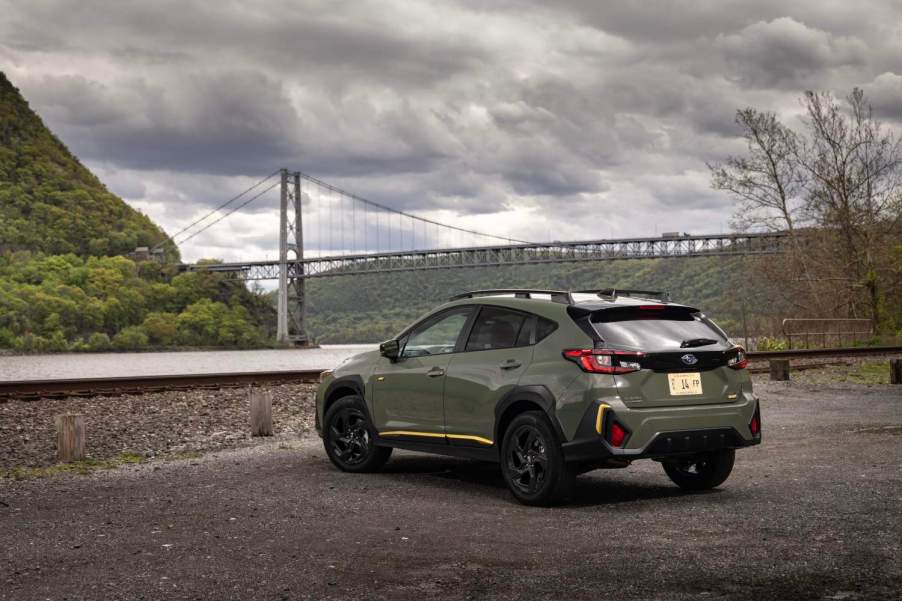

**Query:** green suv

left=315, top=289, right=761, bottom=505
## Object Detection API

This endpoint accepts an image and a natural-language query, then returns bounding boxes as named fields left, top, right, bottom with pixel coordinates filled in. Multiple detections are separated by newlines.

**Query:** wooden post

left=769, top=359, right=790, bottom=381
left=249, top=388, right=273, bottom=436
left=55, top=414, right=85, bottom=462
left=891, top=359, right=901, bottom=385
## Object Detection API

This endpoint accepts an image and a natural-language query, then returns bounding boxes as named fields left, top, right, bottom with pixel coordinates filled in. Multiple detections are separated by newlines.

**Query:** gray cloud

left=1, top=0, right=899, bottom=262
left=715, top=17, right=867, bottom=88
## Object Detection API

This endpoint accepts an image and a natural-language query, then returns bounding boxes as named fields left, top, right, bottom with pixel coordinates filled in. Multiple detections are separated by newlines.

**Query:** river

left=0, top=345, right=376, bottom=382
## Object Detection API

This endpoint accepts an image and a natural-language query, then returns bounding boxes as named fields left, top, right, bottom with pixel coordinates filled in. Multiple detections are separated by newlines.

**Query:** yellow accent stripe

left=379, top=430, right=494, bottom=446
left=446, top=434, right=494, bottom=445
left=595, top=403, right=611, bottom=434
left=379, top=430, right=446, bottom=439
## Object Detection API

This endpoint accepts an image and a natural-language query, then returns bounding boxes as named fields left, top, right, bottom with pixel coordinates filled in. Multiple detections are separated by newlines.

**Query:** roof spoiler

left=450, top=289, right=574, bottom=304
left=575, top=288, right=672, bottom=303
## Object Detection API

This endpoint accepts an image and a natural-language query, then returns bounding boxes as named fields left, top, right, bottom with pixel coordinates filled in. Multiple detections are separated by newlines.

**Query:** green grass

left=846, top=361, right=891, bottom=385
left=772, top=359, right=895, bottom=385
left=0, top=452, right=145, bottom=480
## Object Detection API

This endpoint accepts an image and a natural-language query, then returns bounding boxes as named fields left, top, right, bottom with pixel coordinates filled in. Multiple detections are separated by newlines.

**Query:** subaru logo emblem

left=681, top=354, right=698, bottom=366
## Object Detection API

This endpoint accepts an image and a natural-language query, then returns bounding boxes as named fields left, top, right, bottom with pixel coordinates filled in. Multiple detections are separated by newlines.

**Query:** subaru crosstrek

left=315, top=289, right=761, bottom=505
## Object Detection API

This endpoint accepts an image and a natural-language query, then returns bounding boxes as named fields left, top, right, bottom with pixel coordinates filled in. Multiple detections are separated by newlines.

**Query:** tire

left=500, top=411, right=575, bottom=506
left=662, top=449, right=735, bottom=491
left=323, top=396, right=392, bottom=473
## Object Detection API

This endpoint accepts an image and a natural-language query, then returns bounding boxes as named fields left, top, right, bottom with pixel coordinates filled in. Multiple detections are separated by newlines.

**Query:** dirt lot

left=1, top=378, right=900, bottom=600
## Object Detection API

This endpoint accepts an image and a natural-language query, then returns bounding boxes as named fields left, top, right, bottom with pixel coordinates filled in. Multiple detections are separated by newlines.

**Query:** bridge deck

left=182, top=232, right=787, bottom=280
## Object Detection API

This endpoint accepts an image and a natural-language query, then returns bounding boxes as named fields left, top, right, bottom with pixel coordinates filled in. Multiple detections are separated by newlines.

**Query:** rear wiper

left=680, top=338, right=718, bottom=348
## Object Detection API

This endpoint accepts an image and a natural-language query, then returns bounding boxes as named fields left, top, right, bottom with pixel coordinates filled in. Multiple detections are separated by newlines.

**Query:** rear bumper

left=563, top=426, right=759, bottom=463
left=562, top=397, right=761, bottom=463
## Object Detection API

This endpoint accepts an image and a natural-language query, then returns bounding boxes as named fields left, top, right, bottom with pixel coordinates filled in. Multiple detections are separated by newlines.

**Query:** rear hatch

left=588, top=305, right=744, bottom=408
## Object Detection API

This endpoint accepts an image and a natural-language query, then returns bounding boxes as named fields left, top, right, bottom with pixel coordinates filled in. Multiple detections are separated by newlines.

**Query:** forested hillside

left=0, top=73, right=175, bottom=258
left=0, top=72, right=273, bottom=352
left=303, top=256, right=789, bottom=343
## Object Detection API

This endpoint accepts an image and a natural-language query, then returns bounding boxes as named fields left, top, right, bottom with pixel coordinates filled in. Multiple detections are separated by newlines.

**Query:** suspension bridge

left=162, top=169, right=788, bottom=344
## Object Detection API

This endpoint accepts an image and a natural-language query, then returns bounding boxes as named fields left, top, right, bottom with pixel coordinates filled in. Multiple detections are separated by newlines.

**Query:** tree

left=143, top=312, right=178, bottom=346
left=112, top=325, right=149, bottom=350
left=710, top=109, right=806, bottom=233
left=710, top=89, right=902, bottom=334
left=798, top=89, right=902, bottom=324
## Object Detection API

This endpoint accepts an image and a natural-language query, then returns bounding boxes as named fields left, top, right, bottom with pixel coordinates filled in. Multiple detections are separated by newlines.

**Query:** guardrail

left=781, top=318, right=874, bottom=349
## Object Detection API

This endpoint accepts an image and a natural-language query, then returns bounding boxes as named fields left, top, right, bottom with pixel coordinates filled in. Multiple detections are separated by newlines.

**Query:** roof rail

left=450, top=289, right=574, bottom=304
left=577, top=288, right=671, bottom=302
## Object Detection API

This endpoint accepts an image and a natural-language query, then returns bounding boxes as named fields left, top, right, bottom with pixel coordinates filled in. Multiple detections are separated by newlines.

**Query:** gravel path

left=0, top=384, right=317, bottom=470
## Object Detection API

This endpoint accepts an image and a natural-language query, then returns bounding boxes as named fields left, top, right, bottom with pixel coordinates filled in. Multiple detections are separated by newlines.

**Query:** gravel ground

left=0, top=384, right=317, bottom=470
left=0, top=377, right=900, bottom=600
left=0, top=361, right=897, bottom=470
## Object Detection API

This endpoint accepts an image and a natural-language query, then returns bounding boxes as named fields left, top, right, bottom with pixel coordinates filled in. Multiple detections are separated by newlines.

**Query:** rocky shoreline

left=0, top=383, right=317, bottom=470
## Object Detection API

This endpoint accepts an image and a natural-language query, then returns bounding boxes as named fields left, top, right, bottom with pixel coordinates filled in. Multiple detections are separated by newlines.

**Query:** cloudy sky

left=2, top=0, right=901, bottom=262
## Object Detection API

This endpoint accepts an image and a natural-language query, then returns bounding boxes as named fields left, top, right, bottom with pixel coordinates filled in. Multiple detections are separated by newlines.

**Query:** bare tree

left=710, top=89, right=902, bottom=334
left=709, top=109, right=806, bottom=233
left=799, top=89, right=902, bottom=324
left=709, top=109, right=820, bottom=312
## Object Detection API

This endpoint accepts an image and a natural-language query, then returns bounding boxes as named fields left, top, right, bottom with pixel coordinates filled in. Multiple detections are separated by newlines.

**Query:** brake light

left=608, top=422, right=627, bottom=447
left=562, top=349, right=644, bottom=374
left=638, top=304, right=665, bottom=310
left=749, top=405, right=761, bottom=437
left=727, top=347, right=748, bottom=370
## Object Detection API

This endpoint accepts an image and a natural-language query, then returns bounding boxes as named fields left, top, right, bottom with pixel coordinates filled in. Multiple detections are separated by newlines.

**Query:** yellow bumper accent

left=379, top=430, right=493, bottom=445
left=595, top=403, right=611, bottom=434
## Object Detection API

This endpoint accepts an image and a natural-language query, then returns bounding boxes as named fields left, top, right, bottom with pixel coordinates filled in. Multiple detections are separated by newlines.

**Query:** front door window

left=402, top=309, right=471, bottom=358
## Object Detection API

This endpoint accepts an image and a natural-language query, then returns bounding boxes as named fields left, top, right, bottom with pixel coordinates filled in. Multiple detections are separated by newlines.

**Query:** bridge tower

left=276, top=169, right=309, bottom=345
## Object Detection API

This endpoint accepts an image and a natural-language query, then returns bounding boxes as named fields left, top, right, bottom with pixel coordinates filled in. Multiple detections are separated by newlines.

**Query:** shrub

left=87, top=332, right=112, bottom=351
left=112, top=326, right=149, bottom=351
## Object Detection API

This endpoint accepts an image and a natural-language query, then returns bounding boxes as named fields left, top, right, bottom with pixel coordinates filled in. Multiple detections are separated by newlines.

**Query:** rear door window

left=466, top=307, right=528, bottom=351
left=515, top=314, right=558, bottom=346
left=590, top=307, right=728, bottom=351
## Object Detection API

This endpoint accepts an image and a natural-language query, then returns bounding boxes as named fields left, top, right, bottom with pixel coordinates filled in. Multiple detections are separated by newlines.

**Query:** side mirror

left=379, top=339, right=400, bottom=361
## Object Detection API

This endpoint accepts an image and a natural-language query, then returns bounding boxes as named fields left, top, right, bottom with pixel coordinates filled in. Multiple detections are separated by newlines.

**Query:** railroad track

left=1, top=346, right=899, bottom=401
left=0, top=370, right=323, bottom=401
left=747, top=345, right=902, bottom=360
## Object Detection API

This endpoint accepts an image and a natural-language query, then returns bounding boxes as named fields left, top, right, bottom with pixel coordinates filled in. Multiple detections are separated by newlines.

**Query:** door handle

left=427, top=367, right=445, bottom=377
left=499, top=359, right=522, bottom=370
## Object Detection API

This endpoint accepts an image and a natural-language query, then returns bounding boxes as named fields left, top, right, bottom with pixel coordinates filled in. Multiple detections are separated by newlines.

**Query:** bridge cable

left=297, top=171, right=532, bottom=245
left=174, top=179, right=281, bottom=246
left=153, top=170, right=280, bottom=250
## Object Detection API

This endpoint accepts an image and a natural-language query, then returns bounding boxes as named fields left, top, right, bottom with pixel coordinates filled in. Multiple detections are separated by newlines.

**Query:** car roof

left=441, top=293, right=696, bottom=314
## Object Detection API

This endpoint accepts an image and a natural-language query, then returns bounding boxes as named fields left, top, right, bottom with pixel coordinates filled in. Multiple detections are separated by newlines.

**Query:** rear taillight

left=727, top=347, right=748, bottom=370
left=749, top=405, right=761, bottom=437
left=562, top=349, right=644, bottom=374
left=608, top=421, right=628, bottom=447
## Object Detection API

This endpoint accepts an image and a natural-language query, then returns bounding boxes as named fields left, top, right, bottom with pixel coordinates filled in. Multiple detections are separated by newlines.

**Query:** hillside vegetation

left=0, top=254, right=272, bottom=352
left=0, top=72, right=273, bottom=352
left=303, top=256, right=784, bottom=343
left=0, top=73, right=174, bottom=258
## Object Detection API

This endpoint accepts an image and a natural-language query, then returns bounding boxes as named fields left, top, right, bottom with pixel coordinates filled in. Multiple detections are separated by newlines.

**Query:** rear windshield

left=590, top=307, right=728, bottom=351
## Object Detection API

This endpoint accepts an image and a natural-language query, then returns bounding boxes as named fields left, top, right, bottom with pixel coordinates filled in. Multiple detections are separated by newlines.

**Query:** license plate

left=668, top=372, right=703, bottom=396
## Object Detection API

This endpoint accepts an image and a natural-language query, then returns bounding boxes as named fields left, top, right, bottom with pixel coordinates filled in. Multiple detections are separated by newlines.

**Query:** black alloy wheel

left=507, top=424, right=550, bottom=496
left=329, top=406, right=370, bottom=465
left=500, top=411, right=574, bottom=506
left=323, top=396, right=392, bottom=473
